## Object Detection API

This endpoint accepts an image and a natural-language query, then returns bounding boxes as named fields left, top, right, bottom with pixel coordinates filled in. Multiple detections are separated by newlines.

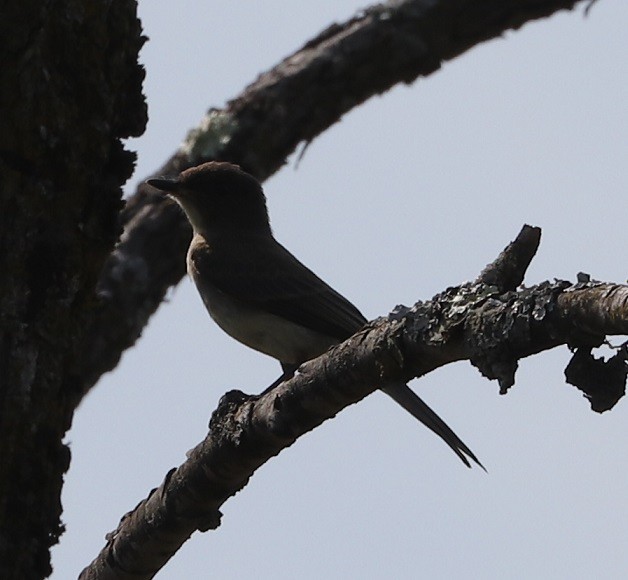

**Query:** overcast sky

left=52, top=1, right=628, bottom=578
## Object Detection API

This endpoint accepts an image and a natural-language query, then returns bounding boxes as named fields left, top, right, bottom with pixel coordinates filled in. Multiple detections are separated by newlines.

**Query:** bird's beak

left=146, top=177, right=181, bottom=195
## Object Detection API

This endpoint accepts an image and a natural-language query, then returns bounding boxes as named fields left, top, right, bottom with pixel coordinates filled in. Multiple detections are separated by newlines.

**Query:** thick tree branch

left=80, top=226, right=628, bottom=579
left=78, top=0, right=588, bottom=398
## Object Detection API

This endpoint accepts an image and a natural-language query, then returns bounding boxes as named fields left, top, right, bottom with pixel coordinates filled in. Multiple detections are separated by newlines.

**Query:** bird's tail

left=382, top=383, right=485, bottom=470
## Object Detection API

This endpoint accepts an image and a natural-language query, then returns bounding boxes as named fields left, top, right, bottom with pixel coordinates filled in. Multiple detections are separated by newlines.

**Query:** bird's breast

left=187, top=258, right=337, bottom=366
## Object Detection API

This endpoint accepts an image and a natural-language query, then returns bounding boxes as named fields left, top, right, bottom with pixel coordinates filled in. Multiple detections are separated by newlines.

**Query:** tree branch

left=80, top=226, right=628, bottom=579
left=77, top=0, right=588, bottom=398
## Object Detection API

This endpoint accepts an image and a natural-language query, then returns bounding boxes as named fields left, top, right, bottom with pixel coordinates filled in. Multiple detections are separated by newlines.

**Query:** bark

left=0, top=2, right=146, bottom=578
left=79, top=226, right=628, bottom=579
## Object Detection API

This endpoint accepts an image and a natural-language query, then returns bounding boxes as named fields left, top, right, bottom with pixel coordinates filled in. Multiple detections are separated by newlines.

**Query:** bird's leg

left=259, top=363, right=299, bottom=396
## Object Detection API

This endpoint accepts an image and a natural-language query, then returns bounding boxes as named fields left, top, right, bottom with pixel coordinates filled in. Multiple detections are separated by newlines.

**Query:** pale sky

left=53, top=2, right=628, bottom=578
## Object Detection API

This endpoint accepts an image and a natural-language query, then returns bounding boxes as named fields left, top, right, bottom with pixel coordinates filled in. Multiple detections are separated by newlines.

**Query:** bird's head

left=147, top=162, right=270, bottom=235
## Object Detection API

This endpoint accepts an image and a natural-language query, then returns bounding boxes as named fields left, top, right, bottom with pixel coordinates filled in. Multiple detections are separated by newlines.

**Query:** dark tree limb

left=80, top=226, right=628, bottom=579
left=77, top=0, right=589, bottom=399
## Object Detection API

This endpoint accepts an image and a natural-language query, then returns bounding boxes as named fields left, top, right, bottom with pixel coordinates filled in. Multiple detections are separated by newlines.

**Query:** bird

left=147, top=162, right=483, bottom=469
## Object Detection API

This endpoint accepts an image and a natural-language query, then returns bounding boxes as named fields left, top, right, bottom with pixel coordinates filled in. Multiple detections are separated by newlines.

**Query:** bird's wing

left=189, top=235, right=367, bottom=341
left=191, top=236, right=484, bottom=469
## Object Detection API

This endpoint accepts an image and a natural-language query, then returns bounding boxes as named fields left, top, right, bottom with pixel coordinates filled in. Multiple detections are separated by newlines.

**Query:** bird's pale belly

left=192, top=276, right=337, bottom=365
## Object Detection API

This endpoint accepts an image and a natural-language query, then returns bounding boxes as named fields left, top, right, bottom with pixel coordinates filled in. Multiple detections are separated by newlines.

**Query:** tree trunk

left=0, top=2, right=146, bottom=578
